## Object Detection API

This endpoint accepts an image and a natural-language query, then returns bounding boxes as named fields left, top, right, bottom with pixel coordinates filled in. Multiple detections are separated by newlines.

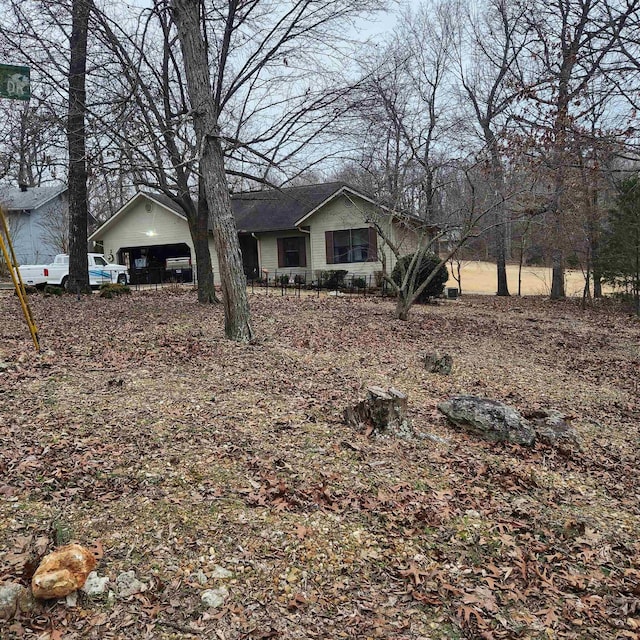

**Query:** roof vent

left=145, top=202, right=153, bottom=212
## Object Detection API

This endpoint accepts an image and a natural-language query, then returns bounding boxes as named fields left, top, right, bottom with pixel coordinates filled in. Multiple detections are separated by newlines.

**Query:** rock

left=65, top=592, right=78, bottom=608
left=438, top=396, right=536, bottom=446
left=345, top=386, right=411, bottom=437
left=31, top=544, right=97, bottom=599
left=81, top=572, right=110, bottom=596
left=424, top=352, right=452, bottom=375
left=193, top=570, right=208, bottom=585
left=201, top=586, right=229, bottom=608
left=0, top=582, right=26, bottom=620
left=16, top=586, right=36, bottom=614
left=525, top=409, right=582, bottom=452
left=210, top=565, right=233, bottom=579
left=115, top=571, right=147, bottom=598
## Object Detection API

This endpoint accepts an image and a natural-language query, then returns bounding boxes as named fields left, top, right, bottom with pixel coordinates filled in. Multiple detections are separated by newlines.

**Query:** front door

left=239, top=234, right=259, bottom=280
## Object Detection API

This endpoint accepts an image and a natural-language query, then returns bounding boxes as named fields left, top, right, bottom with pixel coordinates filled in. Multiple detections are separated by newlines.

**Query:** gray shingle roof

left=0, top=185, right=67, bottom=211
left=231, top=181, right=354, bottom=233
left=143, top=182, right=366, bottom=233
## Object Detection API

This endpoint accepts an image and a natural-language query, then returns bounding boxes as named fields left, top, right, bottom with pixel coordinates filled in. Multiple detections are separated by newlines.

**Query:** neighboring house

left=0, top=185, right=69, bottom=265
left=89, top=182, right=422, bottom=284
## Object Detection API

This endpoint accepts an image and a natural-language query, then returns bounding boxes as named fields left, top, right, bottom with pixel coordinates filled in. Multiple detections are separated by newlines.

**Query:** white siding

left=97, top=197, right=221, bottom=279
left=258, top=231, right=311, bottom=282
left=307, top=194, right=396, bottom=281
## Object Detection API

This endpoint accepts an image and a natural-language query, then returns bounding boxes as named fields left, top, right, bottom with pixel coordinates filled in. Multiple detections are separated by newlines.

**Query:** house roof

left=0, top=185, right=67, bottom=211
left=231, top=181, right=373, bottom=233
left=90, top=182, right=379, bottom=240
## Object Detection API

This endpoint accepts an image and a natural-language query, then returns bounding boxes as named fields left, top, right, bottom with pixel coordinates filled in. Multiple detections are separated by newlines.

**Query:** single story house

left=88, top=182, right=421, bottom=285
left=0, top=184, right=69, bottom=265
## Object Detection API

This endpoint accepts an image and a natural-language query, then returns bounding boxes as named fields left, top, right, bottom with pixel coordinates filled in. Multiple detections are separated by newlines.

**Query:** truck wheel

left=61, top=276, right=69, bottom=291
left=117, top=274, right=127, bottom=285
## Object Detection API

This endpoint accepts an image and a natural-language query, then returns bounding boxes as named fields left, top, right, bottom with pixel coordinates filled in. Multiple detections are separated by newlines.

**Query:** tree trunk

left=495, top=209, right=509, bottom=296
left=171, top=0, right=253, bottom=341
left=189, top=182, right=218, bottom=304
left=550, top=247, right=565, bottom=299
left=394, top=293, right=410, bottom=321
left=67, top=0, right=91, bottom=294
left=590, top=230, right=602, bottom=298
left=485, top=132, right=509, bottom=297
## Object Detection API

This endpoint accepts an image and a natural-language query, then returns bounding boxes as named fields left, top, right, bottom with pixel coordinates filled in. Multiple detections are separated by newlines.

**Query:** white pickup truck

left=18, top=253, right=129, bottom=289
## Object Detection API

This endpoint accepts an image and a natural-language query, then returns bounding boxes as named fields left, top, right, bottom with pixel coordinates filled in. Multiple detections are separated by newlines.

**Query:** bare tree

left=349, top=1, right=458, bottom=223
left=167, top=0, right=384, bottom=339
left=66, top=0, right=91, bottom=293
left=169, top=0, right=251, bottom=340
left=88, top=4, right=219, bottom=302
left=347, top=161, right=517, bottom=320
left=515, top=0, right=639, bottom=299
left=456, top=0, right=530, bottom=296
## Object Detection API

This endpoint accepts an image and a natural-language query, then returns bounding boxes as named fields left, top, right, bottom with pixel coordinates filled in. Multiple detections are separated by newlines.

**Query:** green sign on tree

left=0, top=64, right=30, bottom=101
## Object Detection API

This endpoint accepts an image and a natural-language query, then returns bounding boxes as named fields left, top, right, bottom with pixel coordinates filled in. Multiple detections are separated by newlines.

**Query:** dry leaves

left=0, top=290, right=639, bottom=638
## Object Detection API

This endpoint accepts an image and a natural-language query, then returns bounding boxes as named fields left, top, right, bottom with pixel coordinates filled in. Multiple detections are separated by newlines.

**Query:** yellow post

left=0, top=206, right=40, bottom=352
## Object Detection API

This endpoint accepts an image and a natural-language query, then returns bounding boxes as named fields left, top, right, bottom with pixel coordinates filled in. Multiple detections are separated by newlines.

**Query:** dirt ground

left=1, top=290, right=639, bottom=639
left=445, top=261, right=605, bottom=297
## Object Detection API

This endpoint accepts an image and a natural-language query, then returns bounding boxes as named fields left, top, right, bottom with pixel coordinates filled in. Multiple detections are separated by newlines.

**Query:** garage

left=118, top=242, right=193, bottom=284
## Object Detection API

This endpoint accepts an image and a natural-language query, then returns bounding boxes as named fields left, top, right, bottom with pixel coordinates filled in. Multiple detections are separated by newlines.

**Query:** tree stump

left=424, top=352, right=452, bottom=375
left=344, top=386, right=410, bottom=436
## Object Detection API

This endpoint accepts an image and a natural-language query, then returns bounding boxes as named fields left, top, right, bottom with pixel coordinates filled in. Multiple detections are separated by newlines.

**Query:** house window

left=325, top=228, right=377, bottom=264
left=277, top=236, right=306, bottom=268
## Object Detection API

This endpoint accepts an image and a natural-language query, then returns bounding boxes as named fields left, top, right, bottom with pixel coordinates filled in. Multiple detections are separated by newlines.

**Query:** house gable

left=89, top=192, right=187, bottom=242
left=0, top=185, right=69, bottom=264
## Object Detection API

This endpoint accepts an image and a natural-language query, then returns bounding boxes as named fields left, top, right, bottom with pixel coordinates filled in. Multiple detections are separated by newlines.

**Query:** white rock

left=201, top=586, right=229, bottom=608
left=210, top=565, right=233, bottom=579
left=115, top=571, right=147, bottom=597
left=82, top=572, right=110, bottom=596
left=0, top=582, right=24, bottom=620
left=65, top=592, right=78, bottom=608
left=193, top=570, right=207, bottom=585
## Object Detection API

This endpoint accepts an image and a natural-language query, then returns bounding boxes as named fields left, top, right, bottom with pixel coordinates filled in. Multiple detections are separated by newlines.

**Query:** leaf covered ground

left=1, top=290, right=639, bottom=640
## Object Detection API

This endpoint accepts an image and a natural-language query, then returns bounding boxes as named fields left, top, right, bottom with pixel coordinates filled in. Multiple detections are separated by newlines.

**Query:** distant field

left=445, top=260, right=608, bottom=296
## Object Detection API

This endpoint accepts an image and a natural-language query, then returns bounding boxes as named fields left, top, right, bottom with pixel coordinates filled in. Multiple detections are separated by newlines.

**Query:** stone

left=201, top=586, right=229, bottom=608
left=525, top=409, right=582, bottom=452
left=0, top=582, right=26, bottom=620
left=16, top=586, right=36, bottom=614
left=193, top=569, right=208, bottom=585
left=438, top=396, right=536, bottom=446
left=115, top=571, right=147, bottom=598
left=81, top=572, right=110, bottom=596
left=345, top=386, right=411, bottom=437
left=65, top=592, right=78, bottom=608
left=424, top=352, right=452, bottom=375
left=31, top=544, right=96, bottom=599
left=210, top=565, right=233, bottom=579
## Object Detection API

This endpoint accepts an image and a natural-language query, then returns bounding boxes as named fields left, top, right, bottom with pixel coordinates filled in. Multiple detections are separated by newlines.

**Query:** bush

left=391, top=252, right=448, bottom=302
left=99, top=283, right=131, bottom=298
left=316, top=269, right=348, bottom=289
left=44, top=285, right=64, bottom=296
left=352, top=276, right=367, bottom=289
left=14, top=285, right=38, bottom=296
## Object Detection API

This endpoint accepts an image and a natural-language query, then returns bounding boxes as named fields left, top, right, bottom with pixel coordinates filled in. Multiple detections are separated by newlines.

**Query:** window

left=277, top=236, right=306, bottom=268
left=94, top=256, right=107, bottom=266
left=325, top=228, right=377, bottom=264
